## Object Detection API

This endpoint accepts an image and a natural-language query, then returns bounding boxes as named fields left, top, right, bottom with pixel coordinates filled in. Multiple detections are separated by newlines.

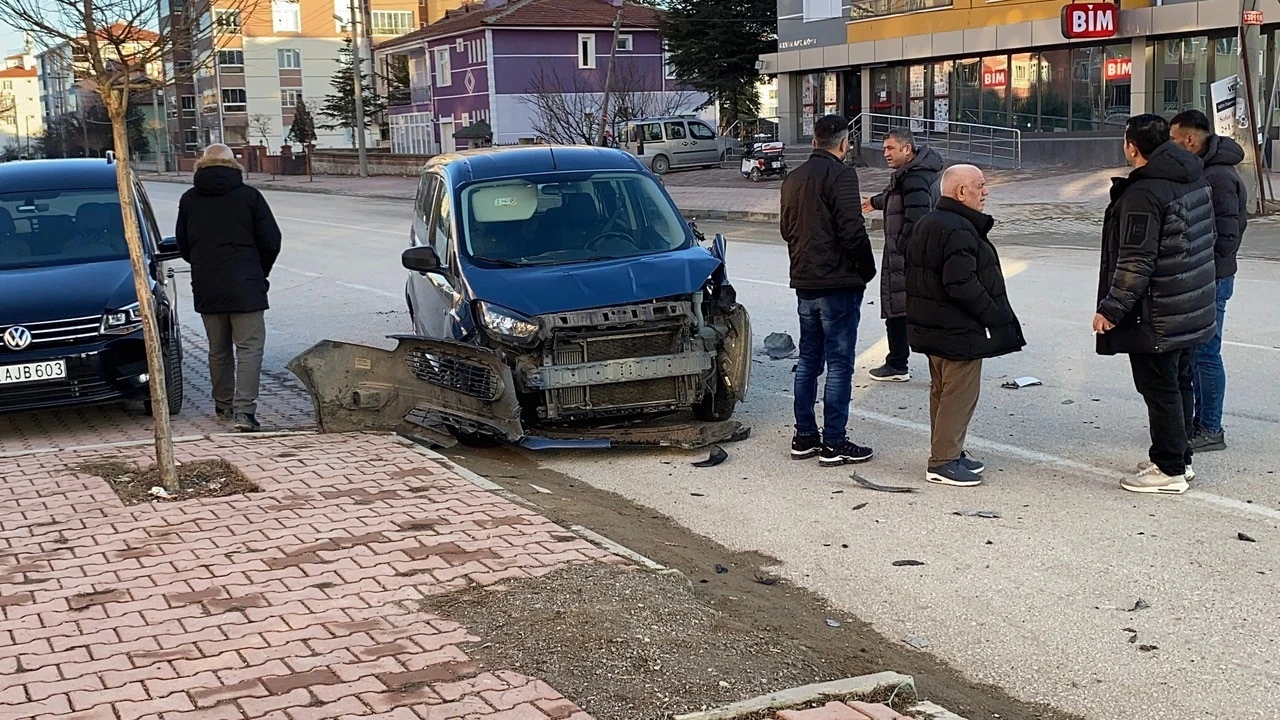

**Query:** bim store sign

left=1104, top=57, right=1132, bottom=81
left=1061, top=3, right=1118, bottom=39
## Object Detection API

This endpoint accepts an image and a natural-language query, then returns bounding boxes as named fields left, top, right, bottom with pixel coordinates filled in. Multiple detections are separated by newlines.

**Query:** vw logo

left=3, top=326, right=32, bottom=351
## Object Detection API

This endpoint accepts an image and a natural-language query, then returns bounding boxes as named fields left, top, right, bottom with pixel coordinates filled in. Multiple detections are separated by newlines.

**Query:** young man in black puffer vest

left=1094, top=114, right=1217, bottom=495
left=904, top=164, right=1025, bottom=487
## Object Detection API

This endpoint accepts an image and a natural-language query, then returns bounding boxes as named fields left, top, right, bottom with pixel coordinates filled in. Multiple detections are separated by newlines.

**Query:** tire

left=693, top=373, right=736, bottom=422
left=651, top=155, right=670, bottom=174
left=164, top=331, right=184, bottom=416
left=749, top=167, right=762, bottom=183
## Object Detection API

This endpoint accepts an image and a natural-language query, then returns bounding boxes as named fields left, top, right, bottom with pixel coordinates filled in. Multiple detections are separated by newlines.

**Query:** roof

left=429, top=145, right=647, bottom=185
left=376, top=0, right=661, bottom=51
left=0, top=66, right=37, bottom=78
left=454, top=120, right=492, bottom=140
left=0, top=159, right=122, bottom=193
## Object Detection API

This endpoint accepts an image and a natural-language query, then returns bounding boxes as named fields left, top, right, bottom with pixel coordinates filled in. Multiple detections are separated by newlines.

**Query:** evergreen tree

left=288, top=99, right=317, bottom=145
left=318, top=37, right=385, bottom=141
left=660, top=0, right=776, bottom=126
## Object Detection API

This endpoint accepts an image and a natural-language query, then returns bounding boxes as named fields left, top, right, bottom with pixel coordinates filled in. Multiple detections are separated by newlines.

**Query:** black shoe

left=1188, top=428, right=1226, bottom=452
left=233, top=413, right=261, bottom=433
left=819, top=441, right=874, bottom=467
left=926, top=460, right=983, bottom=487
left=868, top=364, right=910, bottom=382
left=957, top=451, right=985, bottom=474
left=215, top=407, right=233, bottom=420
left=791, top=434, right=822, bottom=460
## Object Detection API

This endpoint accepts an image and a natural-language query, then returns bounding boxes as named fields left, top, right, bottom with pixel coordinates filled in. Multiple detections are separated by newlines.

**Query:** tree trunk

left=104, top=90, right=179, bottom=491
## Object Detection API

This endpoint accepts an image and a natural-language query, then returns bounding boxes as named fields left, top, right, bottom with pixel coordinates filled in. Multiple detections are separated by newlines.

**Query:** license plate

left=0, top=360, right=67, bottom=385
left=771, top=162, right=782, bottom=168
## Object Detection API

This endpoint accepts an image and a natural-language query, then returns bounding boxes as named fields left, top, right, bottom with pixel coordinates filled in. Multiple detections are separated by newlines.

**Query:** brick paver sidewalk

left=0, top=432, right=620, bottom=720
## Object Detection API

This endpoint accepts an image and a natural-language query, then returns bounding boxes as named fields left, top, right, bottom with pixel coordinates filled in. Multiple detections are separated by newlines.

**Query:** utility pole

left=596, top=9, right=623, bottom=147
left=1238, top=0, right=1265, bottom=213
left=348, top=0, right=369, bottom=177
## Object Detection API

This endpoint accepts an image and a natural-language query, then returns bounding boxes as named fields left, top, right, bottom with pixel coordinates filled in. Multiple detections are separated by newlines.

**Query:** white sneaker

left=1137, top=462, right=1195, bottom=482
left=1124, top=465, right=1188, bottom=495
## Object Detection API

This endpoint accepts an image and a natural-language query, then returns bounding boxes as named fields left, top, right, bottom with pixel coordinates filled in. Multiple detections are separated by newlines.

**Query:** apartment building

left=164, top=0, right=465, bottom=155
left=761, top=0, right=1280, bottom=165
left=0, top=52, right=41, bottom=154
left=37, top=25, right=162, bottom=129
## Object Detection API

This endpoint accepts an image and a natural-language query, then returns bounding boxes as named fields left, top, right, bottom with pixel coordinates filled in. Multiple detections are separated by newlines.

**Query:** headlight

left=101, top=302, right=144, bottom=335
left=476, top=301, right=540, bottom=346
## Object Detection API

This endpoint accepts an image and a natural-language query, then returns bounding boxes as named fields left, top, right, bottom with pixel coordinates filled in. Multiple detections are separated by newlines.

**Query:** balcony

left=387, top=85, right=431, bottom=107
left=848, top=0, right=950, bottom=20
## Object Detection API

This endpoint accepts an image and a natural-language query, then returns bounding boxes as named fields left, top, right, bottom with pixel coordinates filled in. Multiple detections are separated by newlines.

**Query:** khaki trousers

left=927, top=356, right=983, bottom=467
left=201, top=311, right=266, bottom=416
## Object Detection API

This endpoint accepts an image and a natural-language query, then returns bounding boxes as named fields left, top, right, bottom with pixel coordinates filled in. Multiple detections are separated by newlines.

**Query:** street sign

left=1061, top=3, right=1118, bottom=39
left=1242, top=10, right=1263, bottom=24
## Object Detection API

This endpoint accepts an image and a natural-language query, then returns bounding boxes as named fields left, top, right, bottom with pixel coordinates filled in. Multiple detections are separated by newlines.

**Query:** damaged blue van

left=289, top=146, right=751, bottom=449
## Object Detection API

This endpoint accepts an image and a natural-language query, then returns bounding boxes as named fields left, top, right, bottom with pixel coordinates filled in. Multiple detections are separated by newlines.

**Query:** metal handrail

left=848, top=112, right=1022, bottom=169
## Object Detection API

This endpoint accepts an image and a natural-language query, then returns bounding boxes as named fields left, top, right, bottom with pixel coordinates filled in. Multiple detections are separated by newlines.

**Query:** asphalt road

left=146, top=181, right=1280, bottom=720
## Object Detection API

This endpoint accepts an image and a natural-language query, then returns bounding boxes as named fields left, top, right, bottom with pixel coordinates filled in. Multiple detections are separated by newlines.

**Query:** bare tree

left=0, top=0, right=253, bottom=490
left=520, top=60, right=699, bottom=145
left=249, top=113, right=274, bottom=146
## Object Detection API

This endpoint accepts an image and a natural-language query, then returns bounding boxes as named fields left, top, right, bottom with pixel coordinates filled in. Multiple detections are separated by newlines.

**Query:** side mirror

left=155, top=236, right=181, bottom=261
left=402, top=245, right=442, bottom=274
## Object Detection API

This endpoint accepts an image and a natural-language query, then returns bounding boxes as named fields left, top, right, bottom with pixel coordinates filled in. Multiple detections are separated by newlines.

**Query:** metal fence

left=849, top=112, right=1022, bottom=169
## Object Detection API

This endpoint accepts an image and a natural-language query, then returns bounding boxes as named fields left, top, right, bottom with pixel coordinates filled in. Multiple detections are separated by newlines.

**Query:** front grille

left=583, top=331, right=681, bottom=361
left=404, top=348, right=501, bottom=401
left=0, top=365, right=117, bottom=408
left=590, top=378, right=680, bottom=406
left=0, top=315, right=102, bottom=351
left=543, top=326, right=695, bottom=418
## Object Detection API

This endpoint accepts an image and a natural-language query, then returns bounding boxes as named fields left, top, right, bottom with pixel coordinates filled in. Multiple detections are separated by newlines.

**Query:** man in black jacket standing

left=862, top=127, right=943, bottom=383
left=176, top=144, right=282, bottom=433
left=1094, top=115, right=1217, bottom=495
left=905, top=164, right=1024, bottom=487
left=780, top=114, right=877, bottom=466
left=1170, top=110, right=1247, bottom=453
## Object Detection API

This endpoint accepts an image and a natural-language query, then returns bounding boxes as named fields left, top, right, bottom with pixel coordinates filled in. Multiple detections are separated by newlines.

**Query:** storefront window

left=1155, top=37, right=1210, bottom=117
left=870, top=66, right=907, bottom=118
left=953, top=58, right=980, bottom=125
left=1010, top=53, right=1040, bottom=130
left=980, top=55, right=1009, bottom=126
left=1103, top=45, right=1132, bottom=129
left=800, top=72, right=843, bottom=137
left=908, top=64, right=928, bottom=132
left=1039, top=48, right=1072, bottom=131
left=1071, top=46, right=1104, bottom=130
left=932, top=60, right=952, bottom=130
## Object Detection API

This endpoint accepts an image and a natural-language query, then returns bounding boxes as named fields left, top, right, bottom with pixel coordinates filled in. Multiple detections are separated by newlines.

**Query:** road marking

left=1224, top=340, right=1280, bottom=351
left=274, top=264, right=322, bottom=278
left=735, top=277, right=791, bottom=288
left=150, top=197, right=406, bottom=236
left=335, top=280, right=400, bottom=299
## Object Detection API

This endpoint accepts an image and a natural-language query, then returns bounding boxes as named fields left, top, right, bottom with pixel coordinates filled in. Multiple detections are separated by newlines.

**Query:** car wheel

left=406, top=291, right=416, bottom=330
left=164, top=331, right=184, bottom=416
left=749, top=167, right=762, bottom=183
left=693, top=372, right=735, bottom=422
left=651, top=155, right=670, bottom=174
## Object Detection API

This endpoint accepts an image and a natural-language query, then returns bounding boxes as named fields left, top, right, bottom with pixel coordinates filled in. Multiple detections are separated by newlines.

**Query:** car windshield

left=461, top=172, right=690, bottom=266
left=0, top=189, right=130, bottom=270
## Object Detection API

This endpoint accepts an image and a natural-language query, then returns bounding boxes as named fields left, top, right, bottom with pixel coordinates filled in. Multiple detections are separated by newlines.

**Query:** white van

left=620, top=117, right=737, bottom=174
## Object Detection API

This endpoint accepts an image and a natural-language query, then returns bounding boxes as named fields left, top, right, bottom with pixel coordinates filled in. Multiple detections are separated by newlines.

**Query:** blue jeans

left=794, top=289, right=863, bottom=446
left=1192, top=276, right=1234, bottom=433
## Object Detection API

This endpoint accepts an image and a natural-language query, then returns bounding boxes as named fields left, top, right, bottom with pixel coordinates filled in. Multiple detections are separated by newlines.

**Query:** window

left=0, top=190, right=130, bottom=270
left=663, top=51, right=677, bottom=80
left=1, top=81, right=10, bottom=91
left=221, top=88, right=247, bottom=113
left=688, top=122, right=716, bottom=140
left=578, top=33, right=596, bottom=69
left=847, top=0, right=949, bottom=19
left=803, top=0, right=842, bottom=21
left=180, top=95, right=196, bottom=117
left=639, top=122, right=662, bottom=141
left=371, top=10, right=414, bottom=35
left=615, top=34, right=633, bottom=52
left=434, top=47, right=451, bottom=87
left=281, top=89, right=302, bottom=107
left=213, top=9, right=241, bottom=31
left=431, top=185, right=450, bottom=263
left=176, top=60, right=191, bottom=74
left=183, top=128, right=198, bottom=149
left=663, top=121, right=686, bottom=140
left=218, top=49, right=243, bottom=71
left=415, top=174, right=438, bottom=221
left=333, top=0, right=351, bottom=31
left=278, top=48, right=301, bottom=69
left=272, top=0, right=301, bottom=32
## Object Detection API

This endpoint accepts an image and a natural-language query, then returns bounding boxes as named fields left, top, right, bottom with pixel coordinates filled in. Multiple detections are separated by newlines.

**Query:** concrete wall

left=311, top=148, right=432, bottom=175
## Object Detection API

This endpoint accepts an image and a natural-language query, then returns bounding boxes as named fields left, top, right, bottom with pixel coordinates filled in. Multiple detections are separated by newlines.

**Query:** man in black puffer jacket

left=905, top=165, right=1024, bottom=487
left=863, top=127, right=942, bottom=383
left=1094, top=115, right=1217, bottom=496
left=780, top=114, right=877, bottom=467
left=1171, top=110, right=1247, bottom=453
left=176, top=144, right=282, bottom=433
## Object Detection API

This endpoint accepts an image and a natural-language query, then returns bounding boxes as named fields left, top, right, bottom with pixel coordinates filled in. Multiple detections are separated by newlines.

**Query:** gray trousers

left=201, top=311, right=265, bottom=416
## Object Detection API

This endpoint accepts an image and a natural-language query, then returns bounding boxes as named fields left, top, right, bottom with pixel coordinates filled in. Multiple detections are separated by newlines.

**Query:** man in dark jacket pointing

left=1170, top=110, right=1247, bottom=453
left=905, top=164, right=1024, bottom=487
left=1094, top=115, right=1216, bottom=495
left=176, top=144, right=282, bottom=433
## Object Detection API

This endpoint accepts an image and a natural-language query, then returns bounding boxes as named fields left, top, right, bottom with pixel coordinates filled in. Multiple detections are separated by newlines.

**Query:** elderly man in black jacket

left=862, top=127, right=943, bottom=383
left=1094, top=115, right=1217, bottom=495
left=176, top=144, right=282, bottom=433
left=1170, top=110, right=1247, bottom=453
left=780, top=114, right=877, bottom=466
left=905, top=164, right=1024, bottom=487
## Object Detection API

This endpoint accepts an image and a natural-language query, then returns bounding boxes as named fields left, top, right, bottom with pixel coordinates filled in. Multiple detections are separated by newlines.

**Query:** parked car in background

left=289, top=145, right=752, bottom=450
left=0, top=158, right=184, bottom=415
left=620, top=116, right=739, bottom=174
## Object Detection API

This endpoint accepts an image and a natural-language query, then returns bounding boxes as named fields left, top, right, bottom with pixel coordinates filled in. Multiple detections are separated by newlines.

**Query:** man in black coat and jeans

left=176, top=144, right=282, bottom=433
left=905, top=164, right=1024, bottom=487
left=780, top=114, right=877, bottom=466
left=1094, top=115, right=1217, bottom=495
left=1170, top=109, right=1247, bottom=453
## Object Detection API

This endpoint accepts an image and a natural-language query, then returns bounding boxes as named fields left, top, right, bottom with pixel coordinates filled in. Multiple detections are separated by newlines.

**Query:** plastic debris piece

left=892, top=559, right=925, bottom=567
left=851, top=502, right=869, bottom=511
left=148, top=486, right=171, bottom=499
left=1001, top=376, right=1043, bottom=389
left=692, top=446, right=728, bottom=468
left=714, top=564, right=729, bottom=574
left=956, top=509, right=1002, bottom=519
left=1238, top=532, right=1257, bottom=543
left=850, top=474, right=916, bottom=493
left=1061, top=399, right=1075, bottom=405
left=690, top=492, right=706, bottom=497
left=825, top=619, right=841, bottom=628
left=1128, top=599, right=1151, bottom=612
left=904, top=634, right=931, bottom=649
left=754, top=573, right=779, bottom=586
left=764, top=332, right=797, bottom=360
left=1138, top=644, right=1158, bottom=652
left=528, top=484, right=553, bottom=494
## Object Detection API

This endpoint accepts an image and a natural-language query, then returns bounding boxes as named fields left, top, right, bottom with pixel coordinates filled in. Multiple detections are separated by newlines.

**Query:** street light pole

left=348, top=0, right=369, bottom=178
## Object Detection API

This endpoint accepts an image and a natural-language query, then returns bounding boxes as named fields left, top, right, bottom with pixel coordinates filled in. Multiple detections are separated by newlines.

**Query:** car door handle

left=682, top=141, right=689, bottom=146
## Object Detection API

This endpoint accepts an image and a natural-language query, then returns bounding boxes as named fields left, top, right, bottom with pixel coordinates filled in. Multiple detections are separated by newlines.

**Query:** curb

left=671, top=672, right=915, bottom=720
left=906, top=701, right=969, bottom=719
left=681, top=207, right=884, bottom=230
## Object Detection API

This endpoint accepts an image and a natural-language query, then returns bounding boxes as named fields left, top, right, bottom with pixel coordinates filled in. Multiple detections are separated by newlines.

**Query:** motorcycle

left=740, top=140, right=787, bottom=182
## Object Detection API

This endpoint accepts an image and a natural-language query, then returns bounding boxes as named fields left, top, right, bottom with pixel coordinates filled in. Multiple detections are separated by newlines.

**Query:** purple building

left=374, top=0, right=708, bottom=152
